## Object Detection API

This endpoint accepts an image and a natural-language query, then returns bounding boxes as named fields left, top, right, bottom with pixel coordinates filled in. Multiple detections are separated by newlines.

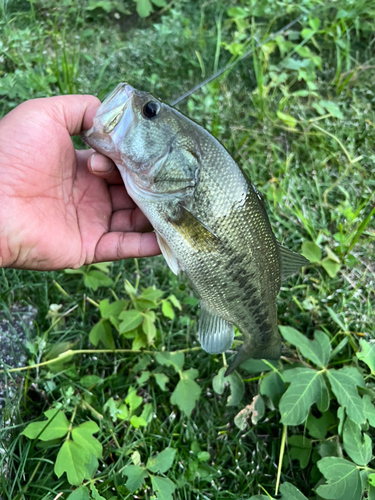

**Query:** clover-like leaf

left=155, top=351, right=184, bottom=372
left=279, top=368, right=323, bottom=425
left=170, top=378, right=201, bottom=417
left=55, top=440, right=92, bottom=486
left=119, top=310, right=143, bottom=333
left=317, top=457, right=362, bottom=500
left=150, top=475, right=176, bottom=500
left=122, top=465, right=148, bottom=493
left=279, top=326, right=331, bottom=367
left=72, top=421, right=102, bottom=458
left=22, top=409, right=69, bottom=441
left=147, top=448, right=176, bottom=474
left=280, top=482, right=308, bottom=500
left=89, top=320, right=114, bottom=349
left=357, top=339, right=375, bottom=373
left=343, top=418, right=372, bottom=466
left=301, top=241, right=321, bottom=263
left=327, top=367, right=365, bottom=425
left=288, top=436, right=312, bottom=468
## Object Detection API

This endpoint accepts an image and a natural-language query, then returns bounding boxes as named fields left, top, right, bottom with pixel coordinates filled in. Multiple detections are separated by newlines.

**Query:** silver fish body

left=82, top=83, right=308, bottom=375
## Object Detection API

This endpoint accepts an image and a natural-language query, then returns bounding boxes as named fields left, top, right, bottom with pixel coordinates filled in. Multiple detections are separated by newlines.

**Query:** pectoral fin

left=278, top=242, right=310, bottom=281
left=169, top=204, right=220, bottom=252
left=198, top=303, right=234, bottom=354
left=156, top=232, right=181, bottom=275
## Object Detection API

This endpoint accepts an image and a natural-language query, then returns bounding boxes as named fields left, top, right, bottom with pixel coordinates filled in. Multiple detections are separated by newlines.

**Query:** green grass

left=1, top=0, right=375, bottom=499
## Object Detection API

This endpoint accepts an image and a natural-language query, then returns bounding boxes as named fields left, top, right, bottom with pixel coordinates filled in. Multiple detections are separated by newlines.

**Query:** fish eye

left=142, top=101, right=160, bottom=119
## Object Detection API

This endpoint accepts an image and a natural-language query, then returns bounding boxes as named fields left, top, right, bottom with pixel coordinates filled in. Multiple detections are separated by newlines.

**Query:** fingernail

left=91, top=153, right=113, bottom=173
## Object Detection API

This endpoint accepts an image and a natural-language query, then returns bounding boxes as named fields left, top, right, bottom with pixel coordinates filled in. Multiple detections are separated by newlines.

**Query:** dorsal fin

left=277, top=242, right=309, bottom=280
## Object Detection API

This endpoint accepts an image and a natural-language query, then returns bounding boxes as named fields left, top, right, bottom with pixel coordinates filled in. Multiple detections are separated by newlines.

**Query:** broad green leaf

left=80, top=375, right=102, bottom=388
left=22, top=409, right=69, bottom=441
left=316, top=372, right=330, bottom=412
left=147, top=448, right=176, bottom=473
left=155, top=351, right=184, bottom=372
left=227, top=370, right=244, bottom=406
left=119, top=310, right=143, bottom=333
left=103, top=397, right=120, bottom=420
left=277, top=110, right=297, bottom=128
left=260, top=371, right=286, bottom=405
left=279, top=327, right=331, bottom=367
left=363, top=395, right=375, bottom=427
left=89, top=320, right=114, bottom=349
left=306, top=411, right=335, bottom=439
left=140, top=403, right=153, bottom=424
left=72, top=421, right=102, bottom=458
left=99, top=299, right=127, bottom=319
left=142, top=311, right=156, bottom=344
left=90, top=484, right=105, bottom=500
left=136, top=370, right=150, bottom=386
left=247, top=497, right=273, bottom=500
left=212, top=367, right=226, bottom=394
left=67, top=486, right=90, bottom=500
left=141, top=286, right=164, bottom=301
left=318, top=440, right=342, bottom=459
left=197, top=451, right=210, bottom=461
left=337, top=406, right=345, bottom=435
left=301, top=241, right=321, bottom=263
left=55, top=440, right=92, bottom=486
left=122, top=465, right=148, bottom=493
left=152, top=0, right=167, bottom=6
left=234, top=395, right=265, bottom=430
left=125, top=390, right=143, bottom=412
left=84, top=454, right=98, bottom=479
left=162, top=300, right=174, bottom=320
left=321, top=258, right=341, bottom=278
left=135, top=297, right=158, bottom=310
left=84, top=270, right=113, bottom=290
left=319, top=99, right=343, bottom=119
left=181, top=368, right=199, bottom=381
left=309, top=17, right=320, bottom=30
left=280, top=482, right=308, bottom=500
left=150, top=475, right=176, bottom=500
left=279, top=368, right=322, bottom=425
left=241, top=358, right=277, bottom=373
left=357, top=339, right=375, bottom=373
left=343, top=418, right=372, bottom=466
left=327, top=367, right=365, bottom=424
left=117, top=403, right=129, bottom=420
left=153, top=372, right=169, bottom=391
left=171, top=378, right=201, bottom=417
left=136, top=0, right=153, bottom=18
left=130, top=415, right=147, bottom=428
left=132, top=331, right=147, bottom=350
left=168, top=294, right=181, bottom=310
left=317, top=457, right=362, bottom=500
left=288, top=436, right=312, bottom=468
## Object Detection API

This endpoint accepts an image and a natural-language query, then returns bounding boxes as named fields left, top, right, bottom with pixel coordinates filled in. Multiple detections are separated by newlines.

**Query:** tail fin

left=224, top=339, right=281, bottom=376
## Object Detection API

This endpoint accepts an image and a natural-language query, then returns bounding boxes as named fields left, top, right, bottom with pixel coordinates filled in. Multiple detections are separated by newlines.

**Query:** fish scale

left=82, top=82, right=309, bottom=375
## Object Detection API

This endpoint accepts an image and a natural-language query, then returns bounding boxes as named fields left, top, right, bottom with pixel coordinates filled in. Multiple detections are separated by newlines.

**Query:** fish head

left=82, top=82, right=201, bottom=196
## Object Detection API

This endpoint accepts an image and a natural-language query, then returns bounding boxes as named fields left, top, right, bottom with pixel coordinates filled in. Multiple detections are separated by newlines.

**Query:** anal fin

left=198, top=303, right=234, bottom=354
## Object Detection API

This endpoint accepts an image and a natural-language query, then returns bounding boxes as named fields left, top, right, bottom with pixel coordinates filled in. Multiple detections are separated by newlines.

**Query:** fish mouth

left=81, top=82, right=135, bottom=154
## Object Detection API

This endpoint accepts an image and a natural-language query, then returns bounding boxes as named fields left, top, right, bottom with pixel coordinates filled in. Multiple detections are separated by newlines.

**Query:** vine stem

left=275, top=424, right=287, bottom=495
left=0, top=347, right=202, bottom=374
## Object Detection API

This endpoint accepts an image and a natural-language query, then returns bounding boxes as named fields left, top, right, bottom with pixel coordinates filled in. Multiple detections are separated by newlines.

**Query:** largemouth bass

left=82, top=83, right=309, bottom=376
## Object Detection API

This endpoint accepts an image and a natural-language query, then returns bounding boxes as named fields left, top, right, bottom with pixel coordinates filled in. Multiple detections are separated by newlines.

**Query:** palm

left=0, top=96, right=159, bottom=270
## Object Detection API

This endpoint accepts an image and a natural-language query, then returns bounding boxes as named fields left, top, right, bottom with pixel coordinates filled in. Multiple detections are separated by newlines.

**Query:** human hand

left=0, top=95, right=160, bottom=270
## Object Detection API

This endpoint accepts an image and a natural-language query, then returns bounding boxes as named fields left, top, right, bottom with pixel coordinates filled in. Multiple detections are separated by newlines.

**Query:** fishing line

left=171, top=11, right=311, bottom=106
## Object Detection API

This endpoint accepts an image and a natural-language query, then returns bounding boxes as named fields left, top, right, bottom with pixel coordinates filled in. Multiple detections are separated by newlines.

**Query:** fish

left=82, top=82, right=309, bottom=376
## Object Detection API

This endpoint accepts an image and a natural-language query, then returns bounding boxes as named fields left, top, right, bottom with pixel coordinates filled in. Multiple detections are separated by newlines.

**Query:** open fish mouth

left=82, top=82, right=135, bottom=154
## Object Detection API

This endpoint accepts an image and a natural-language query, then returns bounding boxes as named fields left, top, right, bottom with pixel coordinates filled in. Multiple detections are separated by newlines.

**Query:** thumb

left=41, top=94, right=101, bottom=136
